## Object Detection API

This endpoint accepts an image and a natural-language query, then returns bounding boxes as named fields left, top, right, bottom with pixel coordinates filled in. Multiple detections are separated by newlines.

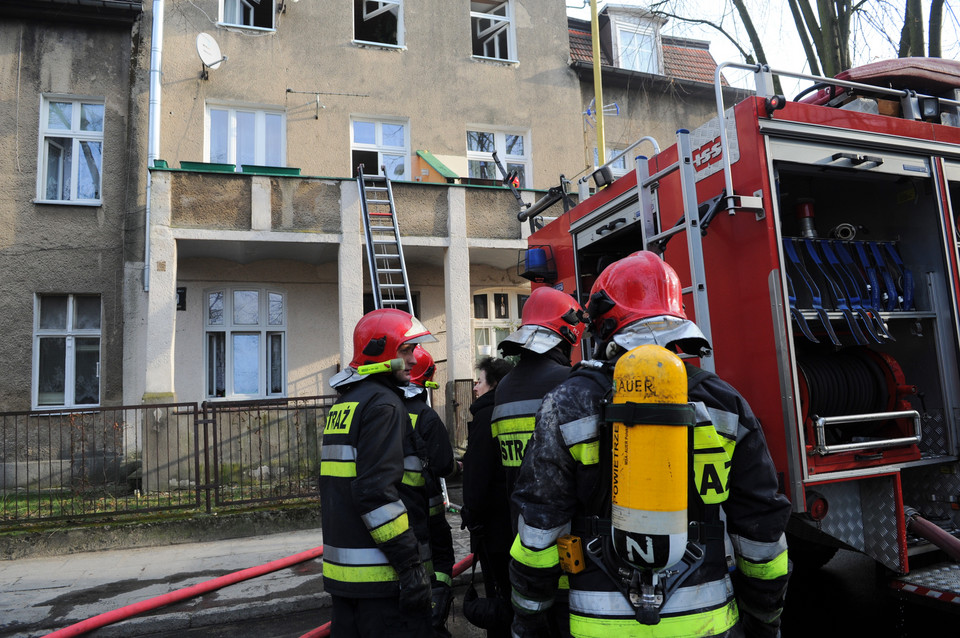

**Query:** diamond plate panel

left=814, top=476, right=902, bottom=572
left=918, top=411, right=948, bottom=456
left=896, top=563, right=960, bottom=594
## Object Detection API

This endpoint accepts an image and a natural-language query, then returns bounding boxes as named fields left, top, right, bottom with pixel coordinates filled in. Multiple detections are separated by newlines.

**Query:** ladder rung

left=365, top=185, right=388, bottom=191
left=383, top=300, right=410, bottom=306
left=647, top=225, right=685, bottom=243
left=366, top=199, right=390, bottom=205
left=373, top=239, right=400, bottom=244
left=377, top=268, right=403, bottom=273
left=378, top=283, right=406, bottom=289
left=368, top=212, right=394, bottom=217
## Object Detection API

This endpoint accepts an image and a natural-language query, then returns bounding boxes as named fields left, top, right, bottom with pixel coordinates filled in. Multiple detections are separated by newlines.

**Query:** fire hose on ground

left=42, top=545, right=475, bottom=637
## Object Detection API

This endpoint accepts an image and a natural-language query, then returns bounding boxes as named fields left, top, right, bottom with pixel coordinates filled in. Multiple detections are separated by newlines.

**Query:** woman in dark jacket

left=461, top=356, right=515, bottom=637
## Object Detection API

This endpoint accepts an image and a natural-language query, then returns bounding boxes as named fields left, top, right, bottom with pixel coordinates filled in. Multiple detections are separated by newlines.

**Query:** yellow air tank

left=610, top=344, right=692, bottom=571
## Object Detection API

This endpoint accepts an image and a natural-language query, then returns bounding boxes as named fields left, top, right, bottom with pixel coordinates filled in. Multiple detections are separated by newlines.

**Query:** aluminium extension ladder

left=357, top=164, right=414, bottom=314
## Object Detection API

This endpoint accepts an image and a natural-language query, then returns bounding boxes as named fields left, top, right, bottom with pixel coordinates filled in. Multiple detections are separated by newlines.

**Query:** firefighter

left=461, top=355, right=516, bottom=636
left=509, top=251, right=792, bottom=638
left=492, top=286, right=586, bottom=526
left=404, top=345, right=457, bottom=637
left=321, top=308, right=437, bottom=637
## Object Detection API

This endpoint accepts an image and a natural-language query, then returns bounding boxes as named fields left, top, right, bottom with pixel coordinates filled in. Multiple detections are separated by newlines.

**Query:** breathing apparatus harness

left=563, top=351, right=724, bottom=626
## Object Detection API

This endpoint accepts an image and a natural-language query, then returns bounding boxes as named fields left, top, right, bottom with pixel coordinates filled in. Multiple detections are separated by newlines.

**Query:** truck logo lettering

left=625, top=535, right=655, bottom=565
left=692, top=137, right=723, bottom=170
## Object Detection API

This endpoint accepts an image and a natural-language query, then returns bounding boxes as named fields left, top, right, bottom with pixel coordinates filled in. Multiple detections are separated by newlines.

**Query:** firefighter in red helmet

left=321, top=309, right=437, bottom=637
left=403, top=345, right=458, bottom=637
left=509, top=251, right=792, bottom=638
left=462, top=286, right=585, bottom=637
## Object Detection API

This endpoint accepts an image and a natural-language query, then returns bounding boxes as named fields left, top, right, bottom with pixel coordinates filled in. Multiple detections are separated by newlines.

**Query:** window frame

left=470, top=0, right=516, bottom=62
left=350, top=117, right=411, bottom=180
left=219, top=0, right=276, bottom=30
left=472, top=287, right=528, bottom=360
left=204, top=287, right=288, bottom=400
left=354, top=0, right=404, bottom=48
left=593, top=147, right=630, bottom=179
left=613, top=17, right=661, bottom=74
left=204, top=103, right=287, bottom=171
left=466, top=127, right=531, bottom=188
left=36, top=96, right=105, bottom=206
left=32, top=293, right=102, bottom=409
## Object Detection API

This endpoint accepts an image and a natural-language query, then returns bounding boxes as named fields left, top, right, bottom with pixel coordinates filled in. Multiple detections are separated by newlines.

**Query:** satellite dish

left=196, top=33, right=225, bottom=71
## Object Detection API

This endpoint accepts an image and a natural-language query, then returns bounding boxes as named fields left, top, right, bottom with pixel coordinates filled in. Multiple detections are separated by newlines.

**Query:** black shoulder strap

left=684, top=362, right=715, bottom=393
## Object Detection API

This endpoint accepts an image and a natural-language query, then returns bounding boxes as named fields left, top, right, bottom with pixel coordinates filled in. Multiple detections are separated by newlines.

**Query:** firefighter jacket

left=491, top=348, right=571, bottom=531
left=462, top=390, right=514, bottom=555
left=405, top=387, right=457, bottom=585
left=509, top=362, right=792, bottom=638
left=320, top=374, right=428, bottom=598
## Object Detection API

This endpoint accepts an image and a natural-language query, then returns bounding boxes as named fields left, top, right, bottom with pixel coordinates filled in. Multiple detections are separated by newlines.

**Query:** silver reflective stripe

left=730, top=532, right=788, bottom=562
left=361, top=499, right=407, bottom=530
left=512, top=588, right=554, bottom=612
left=321, top=444, right=357, bottom=461
left=428, top=495, right=444, bottom=508
left=706, top=406, right=739, bottom=439
left=560, top=415, right=600, bottom=447
left=518, top=516, right=570, bottom=550
left=492, top=399, right=543, bottom=421
left=691, top=401, right=711, bottom=425
left=569, top=575, right=733, bottom=615
left=323, top=545, right=390, bottom=566
left=403, top=455, right=423, bottom=471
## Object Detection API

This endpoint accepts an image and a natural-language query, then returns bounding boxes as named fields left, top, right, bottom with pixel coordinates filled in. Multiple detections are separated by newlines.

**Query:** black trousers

left=330, top=594, right=432, bottom=638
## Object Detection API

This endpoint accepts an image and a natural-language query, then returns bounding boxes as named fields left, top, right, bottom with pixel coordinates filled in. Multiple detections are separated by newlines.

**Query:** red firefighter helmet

left=586, top=251, right=686, bottom=341
left=409, top=345, right=436, bottom=387
left=523, top=286, right=586, bottom=345
left=349, top=309, right=436, bottom=369
left=499, top=286, right=585, bottom=354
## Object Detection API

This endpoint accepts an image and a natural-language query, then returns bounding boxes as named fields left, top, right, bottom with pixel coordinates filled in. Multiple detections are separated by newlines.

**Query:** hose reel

left=797, top=347, right=917, bottom=452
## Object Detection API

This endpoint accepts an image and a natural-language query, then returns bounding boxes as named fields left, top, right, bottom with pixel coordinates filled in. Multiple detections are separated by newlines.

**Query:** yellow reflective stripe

left=409, top=413, right=419, bottom=429
left=325, top=402, right=359, bottom=435
left=323, top=562, right=398, bottom=583
left=320, top=461, right=357, bottom=477
left=370, top=512, right=409, bottom=543
left=693, top=425, right=734, bottom=505
left=569, top=600, right=738, bottom=637
left=558, top=575, right=569, bottom=590
left=402, top=471, right=425, bottom=486
left=435, top=571, right=452, bottom=586
left=429, top=504, right=444, bottom=516
left=510, top=534, right=560, bottom=569
left=569, top=441, right=599, bottom=465
left=491, top=416, right=535, bottom=437
left=737, top=548, right=789, bottom=580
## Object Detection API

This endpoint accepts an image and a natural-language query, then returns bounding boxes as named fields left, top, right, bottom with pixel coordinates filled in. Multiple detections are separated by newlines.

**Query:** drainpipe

left=144, top=0, right=164, bottom=291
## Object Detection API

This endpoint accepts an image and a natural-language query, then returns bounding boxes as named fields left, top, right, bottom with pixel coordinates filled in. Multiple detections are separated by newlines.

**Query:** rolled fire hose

left=299, top=553, right=476, bottom=638
left=904, top=506, right=960, bottom=562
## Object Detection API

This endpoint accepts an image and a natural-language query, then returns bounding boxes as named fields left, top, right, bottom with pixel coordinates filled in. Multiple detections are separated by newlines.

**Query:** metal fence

left=1, top=396, right=337, bottom=527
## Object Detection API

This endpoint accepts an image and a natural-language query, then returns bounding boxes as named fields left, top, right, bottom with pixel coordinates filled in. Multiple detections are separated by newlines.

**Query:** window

left=472, top=288, right=527, bottom=359
left=205, top=288, right=286, bottom=398
left=355, top=0, right=403, bottom=46
left=206, top=105, right=285, bottom=170
left=37, top=97, right=104, bottom=204
left=33, top=294, right=101, bottom=408
left=467, top=129, right=530, bottom=188
left=594, top=147, right=630, bottom=178
left=221, top=0, right=274, bottom=29
left=615, top=20, right=660, bottom=74
left=471, top=1, right=515, bottom=61
left=351, top=118, right=409, bottom=180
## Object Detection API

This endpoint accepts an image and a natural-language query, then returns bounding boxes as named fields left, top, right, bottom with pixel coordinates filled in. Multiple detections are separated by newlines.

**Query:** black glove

left=398, top=564, right=432, bottom=614
left=431, top=582, right=453, bottom=630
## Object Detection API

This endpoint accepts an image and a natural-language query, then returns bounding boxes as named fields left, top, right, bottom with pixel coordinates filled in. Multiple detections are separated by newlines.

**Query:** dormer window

left=611, top=11, right=663, bottom=75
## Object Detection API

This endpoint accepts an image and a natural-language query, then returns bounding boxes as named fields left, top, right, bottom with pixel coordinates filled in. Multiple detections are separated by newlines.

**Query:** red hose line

left=44, top=546, right=324, bottom=638
left=906, top=512, right=960, bottom=562
left=299, top=553, right=475, bottom=638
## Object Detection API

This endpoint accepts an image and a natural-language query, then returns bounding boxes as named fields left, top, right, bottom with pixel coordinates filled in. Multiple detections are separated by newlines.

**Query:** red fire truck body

left=524, top=61, right=960, bottom=602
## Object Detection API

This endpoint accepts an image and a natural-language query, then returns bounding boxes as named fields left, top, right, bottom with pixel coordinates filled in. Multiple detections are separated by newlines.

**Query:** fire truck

left=519, top=58, right=960, bottom=604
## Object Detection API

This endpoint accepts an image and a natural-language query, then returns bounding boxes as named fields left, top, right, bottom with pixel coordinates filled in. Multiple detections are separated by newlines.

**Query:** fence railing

left=0, top=396, right=337, bottom=527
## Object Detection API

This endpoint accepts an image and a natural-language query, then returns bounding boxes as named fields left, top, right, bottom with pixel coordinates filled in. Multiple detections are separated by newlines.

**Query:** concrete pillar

left=444, top=187, right=473, bottom=383
left=338, top=181, right=365, bottom=367
left=143, top=171, right=177, bottom=403
left=251, top=176, right=271, bottom=230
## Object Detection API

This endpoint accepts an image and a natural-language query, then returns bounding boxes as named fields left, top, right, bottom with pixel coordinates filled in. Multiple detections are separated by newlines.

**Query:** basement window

left=221, top=0, right=275, bottom=30
left=354, top=0, right=403, bottom=47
